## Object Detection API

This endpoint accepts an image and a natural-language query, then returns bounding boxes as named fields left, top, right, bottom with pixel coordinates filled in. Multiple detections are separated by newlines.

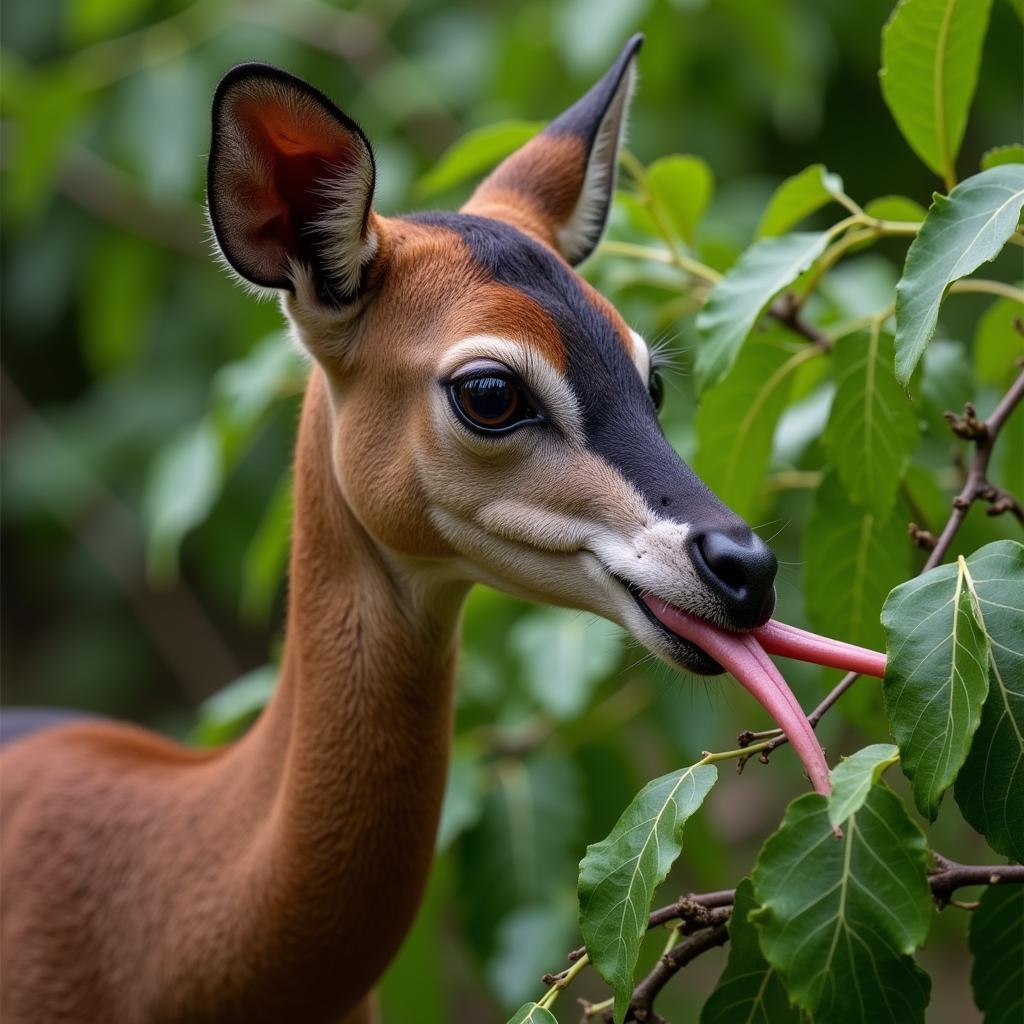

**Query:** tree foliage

left=2, top=0, right=1022, bottom=1022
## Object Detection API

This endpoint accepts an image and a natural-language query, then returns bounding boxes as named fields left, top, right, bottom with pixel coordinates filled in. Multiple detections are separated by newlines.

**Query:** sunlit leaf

left=192, top=665, right=277, bottom=746
left=970, top=884, right=1024, bottom=1024
left=980, top=143, right=1024, bottom=170
left=953, top=541, right=1024, bottom=860
left=695, top=331, right=819, bottom=520
left=804, top=471, right=910, bottom=651
left=894, top=165, right=1024, bottom=385
left=700, top=878, right=798, bottom=1024
left=863, top=195, right=929, bottom=223
left=646, top=154, right=714, bottom=246
left=696, top=231, right=831, bottom=391
left=417, top=120, right=543, bottom=197
left=579, top=762, right=717, bottom=1023
left=505, top=1004, right=557, bottom=1024
left=756, top=164, right=845, bottom=238
left=828, top=743, right=900, bottom=827
left=882, top=554, right=991, bottom=820
left=880, top=0, right=994, bottom=182
left=973, top=296, right=1024, bottom=386
left=824, top=326, right=920, bottom=516
left=751, top=785, right=932, bottom=1024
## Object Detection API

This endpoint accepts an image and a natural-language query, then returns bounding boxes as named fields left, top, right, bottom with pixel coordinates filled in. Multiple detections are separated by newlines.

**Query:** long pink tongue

left=754, top=620, right=887, bottom=678
left=642, top=597, right=831, bottom=795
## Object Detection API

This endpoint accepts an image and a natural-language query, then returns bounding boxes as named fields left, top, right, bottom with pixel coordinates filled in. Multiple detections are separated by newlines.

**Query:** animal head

left=207, top=36, right=777, bottom=676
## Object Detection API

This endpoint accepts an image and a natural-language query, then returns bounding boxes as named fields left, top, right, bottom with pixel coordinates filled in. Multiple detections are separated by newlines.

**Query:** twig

left=928, top=854, right=1024, bottom=908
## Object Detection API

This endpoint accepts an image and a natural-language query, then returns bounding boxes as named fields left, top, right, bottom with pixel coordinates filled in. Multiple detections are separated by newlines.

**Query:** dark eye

left=449, top=373, right=539, bottom=434
left=648, top=368, right=665, bottom=412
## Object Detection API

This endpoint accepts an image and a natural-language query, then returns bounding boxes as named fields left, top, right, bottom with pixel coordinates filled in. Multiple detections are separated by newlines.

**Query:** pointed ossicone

left=463, top=34, right=643, bottom=264
left=207, top=63, right=378, bottom=304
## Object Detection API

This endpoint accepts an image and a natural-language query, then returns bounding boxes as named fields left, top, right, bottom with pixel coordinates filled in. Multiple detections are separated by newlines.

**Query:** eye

left=648, top=368, right=665, bottom=412
left=449, top=372, right=540, bottom=435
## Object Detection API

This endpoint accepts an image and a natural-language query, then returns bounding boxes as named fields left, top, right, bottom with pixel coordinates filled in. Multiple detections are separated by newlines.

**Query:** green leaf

left=417, top=120, right=543, bottom=197
left=828, top=743, right=900, bottom=827
left=804, top=472, right=911, bottom=651
left=894, top=165, right=1024, bottom=385
left=824, top=326, right=920, bottom=517
left=66, top=0, right=151, bottom=45
left=700, top=878, right=798, bottom=1024
left=192, top=665, right=277, bottom=746
left=863, top=195, right=929, bottom=223
left=695, top=331, right=820, bottom=520
left=578, top=763, right=717, bottom=1024
left=458, top=751, right=583, bottom=964
left=970, top=884, right=1024, bottom=1024
left=880, top=0, right=995, bottom=183
left=510, top=609, right=622, bottom=720
left=696, top=231, right=831, bottom=392
left=436, top=742, right=487, bottom=852
left=143, top=420, right=222, bottom=581
left=756, top=164, right=845, bottom=238
left=240, top=472, right=292, bottom=624
left=953, top=541, right=1024, bottom=860
left=882, top=554, right=991, bottom=820
left=645, top=155, right=714, bottom=246
left=506, top=1004, right=558, bottom=1024
left=973, top=296, right=1024, bottom=386
left=980, top=143, right=1024, bottom=170
left=751, top=785, right=932, bottom=1024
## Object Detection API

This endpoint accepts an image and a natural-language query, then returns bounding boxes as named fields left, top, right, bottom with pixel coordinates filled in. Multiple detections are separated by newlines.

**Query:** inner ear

left=208, top=65, right=377, bottom=304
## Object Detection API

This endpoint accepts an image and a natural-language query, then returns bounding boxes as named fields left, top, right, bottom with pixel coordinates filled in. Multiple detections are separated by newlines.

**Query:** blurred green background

left=2, top=1, right=1021, bottom=1021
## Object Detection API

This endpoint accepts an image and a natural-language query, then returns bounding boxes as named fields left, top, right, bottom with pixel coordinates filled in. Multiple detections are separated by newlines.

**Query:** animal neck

left=228, top=368, right=466, bottom=1010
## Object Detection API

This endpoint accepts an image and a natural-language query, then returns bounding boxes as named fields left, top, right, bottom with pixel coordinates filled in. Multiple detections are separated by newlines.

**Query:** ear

left=462, top=35, right=642, bottom=265
left=207, top=64, right=377, bottom=304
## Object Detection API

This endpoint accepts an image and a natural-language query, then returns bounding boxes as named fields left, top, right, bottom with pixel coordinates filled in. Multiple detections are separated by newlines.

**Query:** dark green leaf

left=980, top=143, right=1024, bottom=170
left=695, top=331, right=820, bottom=518
left=828, top=743, right=900, bottom=827
left=970, top=884, right=1024, bottom=1024
left=894, top=165, right=1024, bottom=384
left=804, top=472, right=910, bottom=650
left=436, top=742, right=487, bottom=853
left=756, top=164, right=845, bottom=238
left=696, top=231, right=831, bottom=391
left=954, top=541, right=1024, bottom=860
left=973, top=297, right=1024, bottom=386
left=824, top=326, right=919, bottom=516
left=700, top=878, right=798, bottom=1024
left=417, top=120, right=543, bottom=197
left=646, top=154, right=714, bottom=246
left=883, top=554, right=991, bottom=820
left=880, top=0, right=995, bottom=182
left=579, top=763, right=717, bottom=1024
left=751, top=785, right=932, bottom=1024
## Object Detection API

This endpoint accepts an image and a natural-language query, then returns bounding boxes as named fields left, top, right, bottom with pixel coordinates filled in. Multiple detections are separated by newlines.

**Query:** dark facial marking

left=406, top=212, right=740, bottom=533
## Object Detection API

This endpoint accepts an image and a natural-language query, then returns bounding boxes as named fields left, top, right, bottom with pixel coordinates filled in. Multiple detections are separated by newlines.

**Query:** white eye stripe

left=628, top=329, right=651, bottom=382
left=439, top=335, right=584, bottom=440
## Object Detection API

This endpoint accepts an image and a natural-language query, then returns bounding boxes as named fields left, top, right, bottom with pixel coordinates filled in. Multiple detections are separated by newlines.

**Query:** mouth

left=615, top=577, right=887, bottom=796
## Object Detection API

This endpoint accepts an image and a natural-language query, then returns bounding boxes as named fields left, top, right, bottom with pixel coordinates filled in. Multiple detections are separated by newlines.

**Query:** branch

left=929, top=854, right=1024, bottom=908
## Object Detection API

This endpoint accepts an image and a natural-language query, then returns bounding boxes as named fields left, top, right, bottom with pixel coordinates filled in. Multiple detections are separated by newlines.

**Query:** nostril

left=689, top=528, right=778, bottom=627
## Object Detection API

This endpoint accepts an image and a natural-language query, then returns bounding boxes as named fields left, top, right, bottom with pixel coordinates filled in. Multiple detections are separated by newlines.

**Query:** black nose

left=689, top=527, right=777, bottom=628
